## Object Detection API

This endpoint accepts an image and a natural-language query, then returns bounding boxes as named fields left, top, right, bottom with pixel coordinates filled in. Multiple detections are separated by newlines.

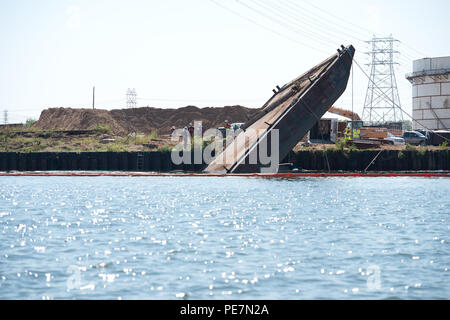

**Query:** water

left=0, top=176, right=449, bottom=300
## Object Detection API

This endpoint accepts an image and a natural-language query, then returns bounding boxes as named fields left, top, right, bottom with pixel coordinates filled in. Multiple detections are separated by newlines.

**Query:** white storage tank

left=406, top=57, right=450, bottom=130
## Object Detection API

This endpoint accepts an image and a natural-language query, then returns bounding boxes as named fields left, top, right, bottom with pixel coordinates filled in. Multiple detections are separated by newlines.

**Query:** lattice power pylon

left=362, top=35, right=403, bottom=123
left=126, top=88, right=137, bottom=109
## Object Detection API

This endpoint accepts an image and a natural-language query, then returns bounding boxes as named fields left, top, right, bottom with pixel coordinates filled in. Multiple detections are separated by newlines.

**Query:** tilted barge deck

left=205, top=45, right=355, bottom=174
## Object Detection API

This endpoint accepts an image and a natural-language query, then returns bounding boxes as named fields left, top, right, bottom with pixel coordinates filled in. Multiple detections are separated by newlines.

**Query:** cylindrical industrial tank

left=406, top=57, right=450, bottom=130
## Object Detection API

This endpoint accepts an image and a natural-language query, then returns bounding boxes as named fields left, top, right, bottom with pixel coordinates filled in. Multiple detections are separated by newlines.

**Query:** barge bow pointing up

left=204, top=45, right=355, bottom=174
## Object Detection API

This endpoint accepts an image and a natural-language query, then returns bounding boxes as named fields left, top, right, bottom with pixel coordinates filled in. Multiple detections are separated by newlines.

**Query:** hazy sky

left=1, top=0, right=449, bottom=123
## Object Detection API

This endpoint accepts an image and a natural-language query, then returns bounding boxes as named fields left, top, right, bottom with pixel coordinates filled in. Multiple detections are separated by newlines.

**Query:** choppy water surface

left=0, top=176, right=449, bottom=300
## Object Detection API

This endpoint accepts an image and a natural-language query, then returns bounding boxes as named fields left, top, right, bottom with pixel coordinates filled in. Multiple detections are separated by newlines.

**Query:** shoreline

left=1, top=171, right=450, bottom=178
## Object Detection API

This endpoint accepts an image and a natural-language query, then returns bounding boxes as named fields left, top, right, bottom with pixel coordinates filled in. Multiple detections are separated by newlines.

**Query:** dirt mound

left=34, top=106, right=257, bottom=135
left=34, top=105, right=357, bottom=136
left=36, top=108, right=124, bottom=133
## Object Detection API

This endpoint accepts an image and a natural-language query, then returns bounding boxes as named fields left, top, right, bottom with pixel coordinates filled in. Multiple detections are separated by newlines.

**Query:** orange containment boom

left=1, top=172, right=449, bottom=178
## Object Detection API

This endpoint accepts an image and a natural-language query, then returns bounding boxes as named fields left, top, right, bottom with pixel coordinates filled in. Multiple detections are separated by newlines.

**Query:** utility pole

left=3, top=110, right=8, bottom=152
left=92, top=86, right=95, bottom=110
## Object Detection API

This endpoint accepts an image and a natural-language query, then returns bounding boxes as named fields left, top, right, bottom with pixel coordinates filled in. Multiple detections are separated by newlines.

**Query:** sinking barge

left=204, top=45, right=355, bottom=174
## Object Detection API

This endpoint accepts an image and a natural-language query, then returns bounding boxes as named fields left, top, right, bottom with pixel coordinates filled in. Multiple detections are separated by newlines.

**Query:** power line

left=296, top=0, right=429, bottom=59
left=214, top=0, right=428, bottom=70
left=208, top=0, right=329, bottom=54
left=299, top=0, right=373, bottom=38
left=96, top=98, right=125, bottom=104
left=233, top=0, right=425, bottom=76
left=243, top=0, right=344, bottom=47
left=400, top=50, right=417, bottom=61
left=235, top=0, right=335, bottom=48
left=303, top=0, right=429, bottom=58
left=401, top=41, right=429, bottom=58
left=274, top=0, right=368, bottom=43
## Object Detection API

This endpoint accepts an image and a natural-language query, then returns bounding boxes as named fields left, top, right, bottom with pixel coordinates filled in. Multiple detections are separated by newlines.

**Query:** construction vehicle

left=344, top=120, right=402, bottom=140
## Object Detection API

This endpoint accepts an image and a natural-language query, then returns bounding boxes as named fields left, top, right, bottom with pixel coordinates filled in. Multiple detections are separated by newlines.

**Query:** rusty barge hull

left=205, top=45, right=355, bottom=174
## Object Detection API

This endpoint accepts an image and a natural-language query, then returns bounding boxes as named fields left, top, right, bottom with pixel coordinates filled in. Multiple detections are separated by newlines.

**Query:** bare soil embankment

left=33, top=105, right=358, bottom=135
left=34, top=106, right=257, bottom=135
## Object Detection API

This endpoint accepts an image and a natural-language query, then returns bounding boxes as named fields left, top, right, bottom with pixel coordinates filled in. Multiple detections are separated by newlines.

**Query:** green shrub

left=135, top=134, right=151, bottom=145
left=405, top=144, right=416, bottom=151
left=158, top=144, right=174, bottom=152
left=335, top=139, right=346, bottom=151
left=348, top=144, right=358, bottom=152
left=93, top=124, right=112, bottom=134
left=22, top=140, right=45, bottom=153
left=439, top=141, right=448, bottom=150
left=106, top=142, right=126, bottom=152
left=149, top=130, right=159, bottom=140
left=417, top=147, right=426, bottom=157
left=398, top=151, right=405, bottom=159
left=24, top=118, right=37, bottom=128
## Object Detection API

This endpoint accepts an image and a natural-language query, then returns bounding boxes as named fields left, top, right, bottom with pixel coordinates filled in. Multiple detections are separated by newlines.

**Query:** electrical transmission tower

left=3, top=110, right=8, bottom=125
left=362, top=35, right=403, bottom=123
left=126, top=88, right=137, bottom=109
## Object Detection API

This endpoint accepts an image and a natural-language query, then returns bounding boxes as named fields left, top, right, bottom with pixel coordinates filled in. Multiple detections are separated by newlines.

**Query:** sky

left=1, top=0, right=449, bottom=124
